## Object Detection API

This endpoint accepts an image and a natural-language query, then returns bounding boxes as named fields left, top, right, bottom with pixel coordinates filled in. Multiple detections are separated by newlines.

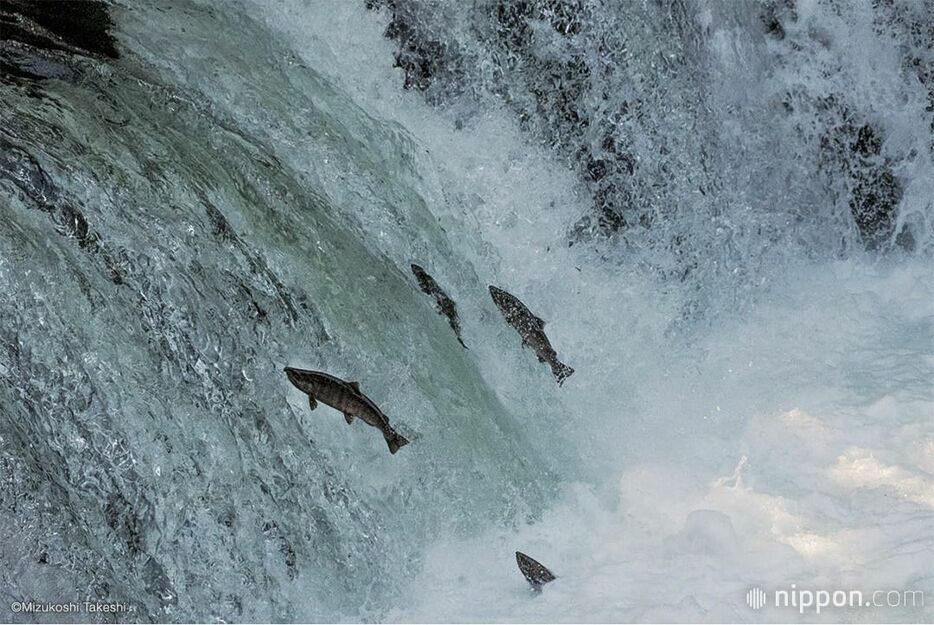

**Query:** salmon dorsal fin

left=347, top=381, right=361, bottom=393
left=532, top=315, right=546, bottom=329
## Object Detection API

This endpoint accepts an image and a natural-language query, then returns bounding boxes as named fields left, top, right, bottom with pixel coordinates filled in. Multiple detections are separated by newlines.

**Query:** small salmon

left=489, top=286, right=574, bottom=385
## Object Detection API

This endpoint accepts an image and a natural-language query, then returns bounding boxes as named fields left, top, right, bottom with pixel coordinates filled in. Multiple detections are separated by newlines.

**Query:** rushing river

left=0, top=0, right=932, bottom=622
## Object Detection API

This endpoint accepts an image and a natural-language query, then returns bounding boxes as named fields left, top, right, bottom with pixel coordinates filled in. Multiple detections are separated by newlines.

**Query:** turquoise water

left=0, top=0, right=931, bottom=621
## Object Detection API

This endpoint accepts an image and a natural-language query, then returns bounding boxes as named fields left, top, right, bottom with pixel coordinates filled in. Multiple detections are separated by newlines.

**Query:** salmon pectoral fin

left=343, top=412, right=354, bottom=424
left=308, top=395, right=318, bottom=410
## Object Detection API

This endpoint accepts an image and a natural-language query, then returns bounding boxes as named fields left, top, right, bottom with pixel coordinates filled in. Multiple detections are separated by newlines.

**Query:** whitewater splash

left=0, top=0, right=932, bottom=622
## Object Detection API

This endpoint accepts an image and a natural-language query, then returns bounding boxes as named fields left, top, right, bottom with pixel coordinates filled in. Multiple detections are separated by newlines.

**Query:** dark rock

left=819, top=118, right=902, bottom=249
left=0, top=0, right=119, bottom=59
left=761, top=0, right=796, bottom=40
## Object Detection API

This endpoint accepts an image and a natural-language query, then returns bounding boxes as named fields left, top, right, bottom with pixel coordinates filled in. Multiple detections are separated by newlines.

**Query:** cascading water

left=0, top=0, right=931, bottom=622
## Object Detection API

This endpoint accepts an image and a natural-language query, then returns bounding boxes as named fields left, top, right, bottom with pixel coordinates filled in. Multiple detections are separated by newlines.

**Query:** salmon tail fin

left=554, top=362, right=575, bottom=386
left=387, top=431, right=410, bottom=455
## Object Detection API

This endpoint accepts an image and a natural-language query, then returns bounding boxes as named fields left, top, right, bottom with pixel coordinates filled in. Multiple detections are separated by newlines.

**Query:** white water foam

left=248, top=1, right=933, bottom=621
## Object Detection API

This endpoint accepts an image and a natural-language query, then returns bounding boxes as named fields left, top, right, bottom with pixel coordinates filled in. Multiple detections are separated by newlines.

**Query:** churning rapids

left=1, top=0, right=932, bottom=622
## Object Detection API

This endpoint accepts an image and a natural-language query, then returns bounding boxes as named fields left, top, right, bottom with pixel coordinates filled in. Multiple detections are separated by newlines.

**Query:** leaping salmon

left=284, top=367, right=410, bottom=454
left=411, top=263, right=468, bottom=349
left=489, top=286, right=574, bottom=385
left=515, top=551, right=557, bottom=591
